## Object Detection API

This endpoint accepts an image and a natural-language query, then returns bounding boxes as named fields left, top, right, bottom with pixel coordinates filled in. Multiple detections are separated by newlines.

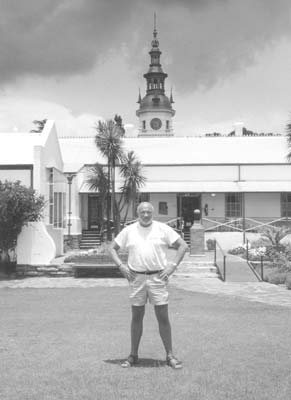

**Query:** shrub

left=264, top=271, right=287, bottom=285
left=250, top=237, right=270, bottom=248
left=228, top=245, right=246, bottom=256
left=260, top=225, right=291, bottom=247
left=0, top=180, right=44, bottom=272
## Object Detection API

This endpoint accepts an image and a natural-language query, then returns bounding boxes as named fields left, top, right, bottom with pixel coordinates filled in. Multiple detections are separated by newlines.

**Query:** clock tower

left=136, top=17, right=175, bottom=137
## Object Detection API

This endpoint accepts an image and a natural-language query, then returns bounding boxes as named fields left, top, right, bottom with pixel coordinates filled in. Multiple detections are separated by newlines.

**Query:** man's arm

left=170, top=237, right=188, bottom=266
left=109, top=241, right=135, bottom=281
left=160, top=237, right=188, bottom=280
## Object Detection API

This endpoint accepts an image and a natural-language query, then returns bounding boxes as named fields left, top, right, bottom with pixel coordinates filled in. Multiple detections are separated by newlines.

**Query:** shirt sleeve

left=163, top=223, right=180, bottom=246
left=114, top=226, right=128, bottom=250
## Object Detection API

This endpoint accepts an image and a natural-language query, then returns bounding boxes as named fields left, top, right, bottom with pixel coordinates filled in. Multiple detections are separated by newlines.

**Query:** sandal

left=166, top=354, right=183, bottom=370
left=121, top=354, right=139, bottom=368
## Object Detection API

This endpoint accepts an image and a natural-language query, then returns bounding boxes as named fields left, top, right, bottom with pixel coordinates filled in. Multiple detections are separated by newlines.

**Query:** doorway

left=88, top=195, right=102, bottom=230
left=177, top=194, right=201, bottom=229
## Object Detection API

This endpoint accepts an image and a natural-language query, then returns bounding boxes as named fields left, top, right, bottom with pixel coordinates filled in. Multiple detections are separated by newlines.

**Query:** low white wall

left=17, top=222, right=56, bottom=265
left=205, top=232, right=261, bottom=251
left=46, top=225, right=63, bottom=256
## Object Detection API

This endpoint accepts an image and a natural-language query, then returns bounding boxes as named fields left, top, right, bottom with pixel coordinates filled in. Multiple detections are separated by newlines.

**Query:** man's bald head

left=137, top=202, right=154, bottom=227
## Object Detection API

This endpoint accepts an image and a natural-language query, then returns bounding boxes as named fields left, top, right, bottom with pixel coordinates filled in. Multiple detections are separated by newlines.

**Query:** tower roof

left=137, top=17, right=174, bottom=115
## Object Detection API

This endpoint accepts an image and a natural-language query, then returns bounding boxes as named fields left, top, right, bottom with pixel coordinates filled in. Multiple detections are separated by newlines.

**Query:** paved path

left=216, top=254, right=259, bottom=282
left=1, top=262, right=291, bottom=309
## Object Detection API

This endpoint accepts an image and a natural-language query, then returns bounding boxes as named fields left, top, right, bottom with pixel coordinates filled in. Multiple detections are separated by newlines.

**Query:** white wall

left=17, top=222, right=56, bottom=265
left=241, top=165, right=291, bottom=181
left=245, top=193, right=280, bottom=218
left=139, top=165, right=238, bottom=182
left=138, top=110, right=174, bottom=136
left=202, top=193, right=225, bottom=217
left=149, top=193, right=177, bottom=222
left=0, top=169, right=31, bottom=186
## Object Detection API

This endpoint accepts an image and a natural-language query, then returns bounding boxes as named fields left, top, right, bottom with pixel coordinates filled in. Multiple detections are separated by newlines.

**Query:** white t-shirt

left=114, top=221, right=180, bottom=272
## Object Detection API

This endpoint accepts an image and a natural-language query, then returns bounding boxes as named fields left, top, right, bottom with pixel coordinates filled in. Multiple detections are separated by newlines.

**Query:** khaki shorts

left=129, top=273, right=169, bottom=306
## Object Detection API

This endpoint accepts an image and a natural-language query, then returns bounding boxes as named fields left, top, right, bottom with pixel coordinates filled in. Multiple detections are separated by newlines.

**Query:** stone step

left=79, top=245, right=100, bottom=249
left=177, top=266, right=217, bottom=273
left=81, top=234, right=101, bottom=238
left=80, top=239, right=101, bottom=243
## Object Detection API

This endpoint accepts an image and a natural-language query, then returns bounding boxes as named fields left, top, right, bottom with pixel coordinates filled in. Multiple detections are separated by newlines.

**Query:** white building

left=0, top=121, right=66, bottom=259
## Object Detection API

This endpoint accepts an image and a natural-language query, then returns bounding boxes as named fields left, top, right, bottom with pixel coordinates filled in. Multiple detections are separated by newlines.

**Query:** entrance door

left=177, top=194, right=201, bottom=229
left=88, top=195, right=101, bottom=230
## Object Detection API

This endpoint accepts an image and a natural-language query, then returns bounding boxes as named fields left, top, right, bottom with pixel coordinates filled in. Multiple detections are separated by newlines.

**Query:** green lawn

left=1, top=286, right=291, bottom=400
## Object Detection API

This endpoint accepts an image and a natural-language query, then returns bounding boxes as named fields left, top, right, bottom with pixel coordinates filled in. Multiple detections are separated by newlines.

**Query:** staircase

left=79, top=230, right=102, bottom=249
left=183, top=229, right=190, bottom=246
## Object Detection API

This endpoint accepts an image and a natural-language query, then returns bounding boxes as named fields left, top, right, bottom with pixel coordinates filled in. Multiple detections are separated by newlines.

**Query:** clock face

left=150, top=118, right=162, bottom=130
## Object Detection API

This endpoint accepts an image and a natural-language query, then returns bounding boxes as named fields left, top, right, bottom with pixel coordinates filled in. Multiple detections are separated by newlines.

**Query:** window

left=48, top=168, right=66, bottom=228
left=53, top=192, right=66, bottom=228
left=166, top=120, right=170, bottom=130
left=281, top=193, right=291, bottom=217
left=48, top=169, right=54, bottom=224
left=159, top=201, right=168, bottom=215
left=225, top=193, right=242, bottom=218
left=138, top=193, right=150, bottom=203
left=142, top=120, right=146, bottom=130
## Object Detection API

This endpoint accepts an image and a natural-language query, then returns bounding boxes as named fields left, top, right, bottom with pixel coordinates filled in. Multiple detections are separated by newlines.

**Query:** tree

left=94, top=119, right=124, bottom=239
left=30, top=119, right=47, bottom=133
left=0, top=181, right=45, bottom=272
left=260, top=226, right=291, bottom=249
left=118, top=151, right=146, bottom=227
left=93, top=117, right=146, bottom=239
left=86, top=163, right=108, bottom=231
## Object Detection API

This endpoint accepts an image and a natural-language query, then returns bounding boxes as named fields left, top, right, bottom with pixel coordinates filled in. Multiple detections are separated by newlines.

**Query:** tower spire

left=136, top=21, right=175, bottom=137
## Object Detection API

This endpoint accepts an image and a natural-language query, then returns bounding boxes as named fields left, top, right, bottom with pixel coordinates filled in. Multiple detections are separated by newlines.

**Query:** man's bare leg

left=154, top=304, right=172, bottom=354
left=155, top=304, right=182, bottom=369
left=131, top=305, right=145, bottom=356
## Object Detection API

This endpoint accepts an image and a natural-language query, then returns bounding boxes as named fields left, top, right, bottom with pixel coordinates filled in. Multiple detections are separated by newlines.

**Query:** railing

left=214, top=239, right=227, bottom=281
left=246, top=239, right=264, bottom=281
left=99, top=219, right=114, bottom=242
left=165, top=217, right=184, bottom=236
left=203, top=216, right=291, bottom=234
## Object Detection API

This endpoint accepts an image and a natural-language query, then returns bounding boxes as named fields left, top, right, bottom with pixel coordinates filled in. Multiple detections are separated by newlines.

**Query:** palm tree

left=118, top=151, right=146, bottom=228
left=94, top=119, right=124, bottom=239
left=260, top=226, right=291, bottom=248
left=86, top=163, right=108, bottom=232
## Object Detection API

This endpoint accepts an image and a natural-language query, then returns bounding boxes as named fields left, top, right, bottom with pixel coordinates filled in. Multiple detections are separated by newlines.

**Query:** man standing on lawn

left=110, top=201, right=188, bottom=369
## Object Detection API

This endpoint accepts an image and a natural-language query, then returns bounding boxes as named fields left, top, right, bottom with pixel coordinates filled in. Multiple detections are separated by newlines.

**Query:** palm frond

left=94, top=119, right=124, bottom=162
left=86, top=164, right=108, bottom=194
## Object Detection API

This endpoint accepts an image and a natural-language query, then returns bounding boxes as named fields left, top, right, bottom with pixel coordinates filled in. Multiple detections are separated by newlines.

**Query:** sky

left=0, top=0, right=291, bottom=136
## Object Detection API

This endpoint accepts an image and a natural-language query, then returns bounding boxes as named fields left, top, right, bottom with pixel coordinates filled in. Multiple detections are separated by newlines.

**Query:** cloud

left=1, top=0, right=291, bottom=94
left=132, top=0, right=291, bottom=92
left=0, top=0, right=136, bottom=82
left=0, top=94, right=102, bottom=134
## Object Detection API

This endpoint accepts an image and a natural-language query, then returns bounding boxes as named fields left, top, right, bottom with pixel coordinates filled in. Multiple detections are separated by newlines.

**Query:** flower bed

left=228, top=234, right=291, bottom=289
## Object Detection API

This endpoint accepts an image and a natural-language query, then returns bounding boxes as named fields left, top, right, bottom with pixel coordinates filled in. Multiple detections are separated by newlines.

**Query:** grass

left=1, top=286, right=291, bottom=400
